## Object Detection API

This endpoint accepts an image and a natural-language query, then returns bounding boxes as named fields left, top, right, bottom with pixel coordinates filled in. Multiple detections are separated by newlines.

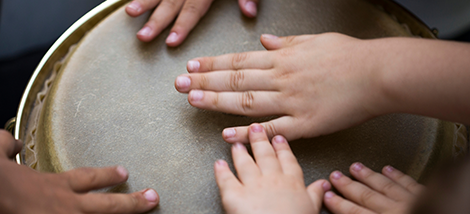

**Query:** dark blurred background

left=1, top=0, right=470, bottom=127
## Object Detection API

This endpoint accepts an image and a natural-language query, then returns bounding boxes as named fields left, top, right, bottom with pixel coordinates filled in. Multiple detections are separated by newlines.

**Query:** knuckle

left=212, top=93, right=220, bottom=107
left=229, top=70, right=245, bottom=91
left=381, top=181, right=397, bottom=194
left=264, top=122, right=278, bottom=137
left=162, top=0, right=178, bottom=9
left=199, top=74, right=209, bottom=89
left=359, top=190, right=375, bottom=206
left=231, top=52, right=248, bottom=69
left=405, top=181, right=419, bottom=191
left=347, top=206, right=364, bottom=214
left=80, top=168, right=99, bottom=185
left=285, top=36, right=296, bottom=44
left=182, top=1, right=201, bottom=16
left=240, top=91, right=254, bottom=112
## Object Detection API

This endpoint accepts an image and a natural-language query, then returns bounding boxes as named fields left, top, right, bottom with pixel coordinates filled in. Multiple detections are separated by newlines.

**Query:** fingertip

left=241, top=0, right=257, bottom=18
left=143, top=189, right=160, bottom=204
left=249, top=123, right=264, bottom=133
left=260, top=34, right=282, bottom=50
left=324, top=191, right=336, bottom=200
left=126, top=1, right=143, bottom=16
left=116, top=166, right=129, bottom=179
left=175, top=75, right=191, bottom=92
left=223, top=128, right=237, bottom=139
left=187, top=60, right=201, bottom=73
left=188, top=90, right=204, bottom=103
left=166, top=32, right=183, bottom=47
left=272, top=135, right=287, bottom=144
left=136, top=26, right=155, bottom=42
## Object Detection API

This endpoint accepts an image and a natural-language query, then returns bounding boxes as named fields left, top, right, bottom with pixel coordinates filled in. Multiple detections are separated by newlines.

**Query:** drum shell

left=14, top=0, right=467, bottom=214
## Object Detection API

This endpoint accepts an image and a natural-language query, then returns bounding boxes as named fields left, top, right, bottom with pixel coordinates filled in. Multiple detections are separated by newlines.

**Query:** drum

left=10, top=0, right=468, bottom=213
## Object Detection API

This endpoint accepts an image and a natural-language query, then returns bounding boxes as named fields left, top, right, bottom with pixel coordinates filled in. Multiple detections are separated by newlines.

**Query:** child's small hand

left=324, top=163, right=424, bottom=214
left=214, top=124, right=330, bottom=214
left=126, top=0, right=259, bottom=46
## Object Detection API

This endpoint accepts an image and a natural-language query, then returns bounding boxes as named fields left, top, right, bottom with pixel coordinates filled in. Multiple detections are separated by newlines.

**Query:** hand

left=0, top=130, right=159, bottom=214
left=323, top=163, right=424, bottom=214
left=175, top=33, right=386, bottom=143
left=214, top=124, right=330, bottom=214
left=126, top=0, right=259, bottom=46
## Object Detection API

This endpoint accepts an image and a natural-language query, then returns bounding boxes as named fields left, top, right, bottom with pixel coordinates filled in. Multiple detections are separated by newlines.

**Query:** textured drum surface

left=24, top=0, right=465, bottom=213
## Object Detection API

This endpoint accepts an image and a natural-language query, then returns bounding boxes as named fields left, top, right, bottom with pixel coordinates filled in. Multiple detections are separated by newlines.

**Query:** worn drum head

left=18, top=0, right=466, bottom=213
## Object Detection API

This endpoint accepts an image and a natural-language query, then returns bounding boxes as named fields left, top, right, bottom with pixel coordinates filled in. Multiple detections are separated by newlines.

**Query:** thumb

left=307, top=179, right=331, bottom=211
left=238, top=0, right=258, bottom=18
left=0, top=130, right=22, bottom=159
left=260, top=34, right=315, bottom=50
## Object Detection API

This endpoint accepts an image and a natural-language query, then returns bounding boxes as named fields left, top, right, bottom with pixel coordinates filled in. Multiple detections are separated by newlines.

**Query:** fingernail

left=352, top=162, right=364, bottom=172
left=176, top=76, right=191, bottom=89
left=385, top=165, right=395, bottom=173
left=137, top=26, right=152, bottom=37
left=324, top=191, right=335, bottom=199
left=245, top=1, right=257, bottom=17
left=216, top=160, right=228, bottom=167
left=233, top=143, right=247, bottom=151
left=189, top=90, right=204, bottom=101
left=273, top=135, right=286, bottom=144
left=143, top=189, right=158, bottom=202
left=262, top=34, right=278, bottom=40
left=166, top=32, right=179, bottom=43
left=332, top=171, right=343, bottom=180
left=223, top=128, right=236, bottom=138
left=322, top=181, right=331, bottom=191
left=127, top=1, right=142, bottom=13
left=187, top=60, right=200, bottom=72
left=250, top=124, right=263, bottom=133
left=116, top=166, right=128, bottom=178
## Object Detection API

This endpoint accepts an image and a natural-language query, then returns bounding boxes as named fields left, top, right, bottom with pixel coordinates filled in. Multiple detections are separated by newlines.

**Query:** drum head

left=19, top=0, right=466, bottom=213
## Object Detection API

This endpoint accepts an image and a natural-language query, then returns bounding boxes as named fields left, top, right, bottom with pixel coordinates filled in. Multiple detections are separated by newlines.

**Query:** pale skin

left=125, top=0, right=259, bottom=46
left=175, top=33, right=470, bottom=143
left=214, top=124, right=330, bottom=214
left=215, top=124, right=423, bottom=214
left=0, top=130, right=159, bottom=214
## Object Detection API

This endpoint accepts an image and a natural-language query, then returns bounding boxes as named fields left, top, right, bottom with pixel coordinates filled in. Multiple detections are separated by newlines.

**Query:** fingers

left=79, top=189, right=159, bottom=214
left=187, top=51, right=274, bottom=73
left=187, top=90, right=283, bottom=117
left=323, top=191, right=375, bottom=214
left=0, top=130, right=22, bottom=159
left=248, top=124, right=282, bottom=175
left=167, top=0, right=215, bottom=47
left=136, top=0, right=185, bottom=42
left=260, top=34, right=315, bottom=50
left=125, top=0, right=161, bottom=17
left=349, top=162, right=414, bottom=202
left=329, top=171, right=397, bottom=213
left=238, top=0, right=258, bottom=18
left=232, top=143, right=261, bottom=183
left=307, top=179, right=331, bottom=209
left=64, top=166, right=129, bottom=192
left=223, top=117, right=300, bottom=144
left=175, top=69, right=277, bottom=93
left=382, top=165, right=425, bottom=195
left=214, top=159, right=242, bottom=191
left=271, top=135, right=302, bottom=177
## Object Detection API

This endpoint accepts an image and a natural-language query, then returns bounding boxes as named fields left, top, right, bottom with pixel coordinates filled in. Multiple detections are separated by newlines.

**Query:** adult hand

left=0, top=130, right=159, bottom=214
left=126, top=0, right=259, bottom=46
left=175, top=33, right=387, bottom=143
left=214, top=124, right=330, bottom=214
left=323, top=163, right=424, bottom=214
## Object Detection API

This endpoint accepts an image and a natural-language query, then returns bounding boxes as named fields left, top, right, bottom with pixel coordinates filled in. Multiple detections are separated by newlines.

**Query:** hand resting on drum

left=214, top=124, right=424, bottom=214
left=0, top=130, right=159, bottom=214
left=126, top=0, right=258, bottom=46
left=214, top=124, right=329, bottom=214
left=175, top=33, right=470, bottom=143
left=324, top=163, right=423, bottom=214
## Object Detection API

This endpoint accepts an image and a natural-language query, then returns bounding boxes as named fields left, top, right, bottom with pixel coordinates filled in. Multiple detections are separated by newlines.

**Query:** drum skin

left=18, top=0, right=466, bottom=213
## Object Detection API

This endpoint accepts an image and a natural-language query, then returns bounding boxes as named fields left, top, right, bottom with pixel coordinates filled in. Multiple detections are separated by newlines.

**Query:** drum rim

left=14, top=0, right=438, bottom=164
